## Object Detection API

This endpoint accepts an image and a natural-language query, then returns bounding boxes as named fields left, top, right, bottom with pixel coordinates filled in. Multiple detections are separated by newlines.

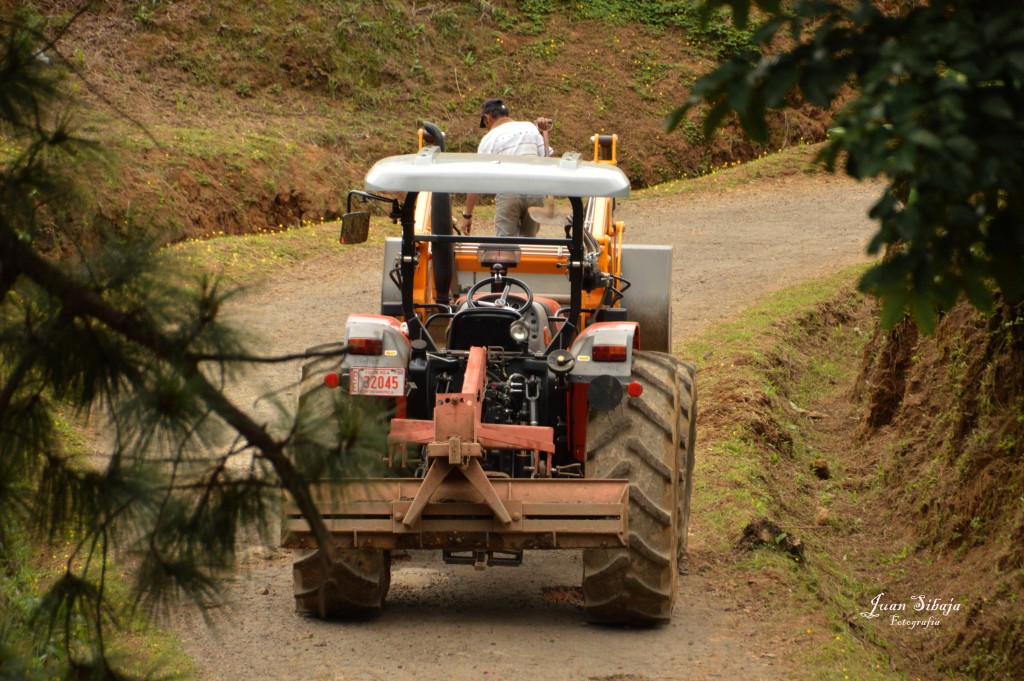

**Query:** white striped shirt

left=478, top=121, right=546, bottom=157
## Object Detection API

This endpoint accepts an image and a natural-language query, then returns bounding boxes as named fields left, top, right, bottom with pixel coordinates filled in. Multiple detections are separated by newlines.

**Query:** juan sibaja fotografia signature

left=860, top=593, right=963, bottom=629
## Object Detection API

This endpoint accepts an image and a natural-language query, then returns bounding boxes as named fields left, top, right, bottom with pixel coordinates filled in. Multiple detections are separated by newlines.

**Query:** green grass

left=163, top=215, right=397, bottom=282
left=729, top=548, right=897, bottom=679
left=676, top=262, right=920, bottom=679
left=0, top=533, right=197, bottom=679
left=684, top=264, right=871, bottom=556
left=696, top=432, right=773, bottom=549
left=0, top=408, right=196, bottom=679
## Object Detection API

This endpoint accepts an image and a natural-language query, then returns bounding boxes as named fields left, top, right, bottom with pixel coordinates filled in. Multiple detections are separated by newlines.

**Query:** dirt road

left=170, top=174, right=882, bottom=680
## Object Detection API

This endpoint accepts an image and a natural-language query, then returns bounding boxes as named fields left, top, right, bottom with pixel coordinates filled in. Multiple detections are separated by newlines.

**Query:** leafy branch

left=671, top=0, right=1024, bottom=331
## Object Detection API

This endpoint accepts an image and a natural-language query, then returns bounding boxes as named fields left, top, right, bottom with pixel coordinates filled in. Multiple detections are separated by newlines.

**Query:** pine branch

left=0, top=224, right=340, bottom=565
left=0, top=350, right=36, bottom=417
left=1, top=10, right=364, bottom=672
left=180, top=364, right=339, bottom=564
left=187, top=346, right=349, bottom=364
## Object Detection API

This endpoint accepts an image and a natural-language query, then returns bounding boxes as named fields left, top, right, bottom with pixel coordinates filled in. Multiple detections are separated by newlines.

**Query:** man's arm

left=536, top=118, right=554, bottom=157
left=461, top=193, right=478, bottom=234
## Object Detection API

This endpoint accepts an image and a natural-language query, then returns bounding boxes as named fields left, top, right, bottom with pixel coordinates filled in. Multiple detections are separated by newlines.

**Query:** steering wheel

left=465, top=276, right=534, bottom=313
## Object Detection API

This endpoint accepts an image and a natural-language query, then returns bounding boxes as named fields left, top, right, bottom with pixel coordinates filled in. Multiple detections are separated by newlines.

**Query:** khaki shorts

left=494, top=194, right=544, bottom=237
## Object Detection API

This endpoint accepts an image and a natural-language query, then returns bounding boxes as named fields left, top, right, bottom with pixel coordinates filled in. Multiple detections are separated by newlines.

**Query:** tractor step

left=443, top=549, right=523, bottom=569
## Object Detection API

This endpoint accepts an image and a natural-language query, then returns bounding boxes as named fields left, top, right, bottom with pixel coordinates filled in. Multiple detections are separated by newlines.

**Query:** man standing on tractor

left=461, top=98, right=554, bottom=237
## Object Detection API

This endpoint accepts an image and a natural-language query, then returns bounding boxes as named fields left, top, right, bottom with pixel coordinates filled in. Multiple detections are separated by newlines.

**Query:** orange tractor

left=282, top=124, right=696, bottom=625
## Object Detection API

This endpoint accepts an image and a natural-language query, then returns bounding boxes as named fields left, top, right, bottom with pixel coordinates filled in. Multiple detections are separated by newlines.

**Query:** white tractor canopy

left=364, top=147, right=631, bottom=198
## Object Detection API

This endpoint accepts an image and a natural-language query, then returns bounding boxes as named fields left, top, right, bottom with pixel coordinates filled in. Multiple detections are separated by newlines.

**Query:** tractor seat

left=448, top=295, right=554, bottom=352
left=447, top=306, right=522, bottom=351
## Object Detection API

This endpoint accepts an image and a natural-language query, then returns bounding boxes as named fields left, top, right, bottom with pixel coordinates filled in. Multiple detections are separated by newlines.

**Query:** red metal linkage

left=387, top=347, right=555, bottom=527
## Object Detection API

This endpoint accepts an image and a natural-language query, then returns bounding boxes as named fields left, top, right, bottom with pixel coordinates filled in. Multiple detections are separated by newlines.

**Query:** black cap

left=479, top=98, right=509, bottom=128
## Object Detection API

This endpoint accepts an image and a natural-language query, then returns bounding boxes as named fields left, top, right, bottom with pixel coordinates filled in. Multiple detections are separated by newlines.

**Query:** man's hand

left=460, top=216, right=472, bottom=234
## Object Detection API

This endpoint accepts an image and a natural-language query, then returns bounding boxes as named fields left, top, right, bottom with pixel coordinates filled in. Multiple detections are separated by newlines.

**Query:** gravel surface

left=170, top=173, right=883, bottom=681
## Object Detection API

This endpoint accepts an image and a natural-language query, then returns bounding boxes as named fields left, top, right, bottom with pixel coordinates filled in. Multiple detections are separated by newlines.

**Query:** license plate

left=349, top=368, right=405, bottom=396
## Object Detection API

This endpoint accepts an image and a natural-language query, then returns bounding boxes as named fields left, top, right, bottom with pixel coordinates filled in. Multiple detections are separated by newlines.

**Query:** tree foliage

left=1, top=6, right=367, bottom=678
left=670, top=0, right=1024, bottom=332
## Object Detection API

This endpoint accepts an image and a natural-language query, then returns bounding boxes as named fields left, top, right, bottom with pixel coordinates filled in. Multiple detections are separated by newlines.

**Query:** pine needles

left=1, top=4, right=363, bottom=677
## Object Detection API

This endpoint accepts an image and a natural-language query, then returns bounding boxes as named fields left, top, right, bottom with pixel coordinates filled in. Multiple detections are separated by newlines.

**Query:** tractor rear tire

left=664, top=357, right=696, bottom=565
left=293, top=548, right=391, bottom=619
left=582, top=351, right=696, bottom=625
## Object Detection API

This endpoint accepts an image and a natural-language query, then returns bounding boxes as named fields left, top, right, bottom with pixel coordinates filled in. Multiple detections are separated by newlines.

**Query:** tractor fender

left=567, top=321, right=639, bottom=383
left=341, top=314, right=411, bottom=371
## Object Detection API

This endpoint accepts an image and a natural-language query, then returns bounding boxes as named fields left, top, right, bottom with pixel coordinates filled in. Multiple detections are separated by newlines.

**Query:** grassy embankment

left=37, top=0, right=832, bottom=243
left=683, top=265, right=903, bottom=680
left=685, top=263, right=1024, bottom=681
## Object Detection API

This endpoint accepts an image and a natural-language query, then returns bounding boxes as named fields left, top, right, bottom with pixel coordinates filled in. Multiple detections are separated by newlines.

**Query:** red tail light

left=592, top=344, right=628, bottom=362
left=348, top=338, right=383, bottom=355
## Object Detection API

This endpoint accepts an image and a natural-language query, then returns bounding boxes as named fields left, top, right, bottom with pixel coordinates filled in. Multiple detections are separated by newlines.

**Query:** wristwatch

left=462, top=212, right=473, bottom=219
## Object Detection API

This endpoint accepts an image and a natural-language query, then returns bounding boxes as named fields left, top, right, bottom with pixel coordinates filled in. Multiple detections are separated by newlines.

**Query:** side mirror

left=339, top=211, right=370, bottom=244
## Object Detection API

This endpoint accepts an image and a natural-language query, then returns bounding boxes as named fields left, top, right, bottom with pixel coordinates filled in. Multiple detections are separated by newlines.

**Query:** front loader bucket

left=281, top=476, right=628, bottom=551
